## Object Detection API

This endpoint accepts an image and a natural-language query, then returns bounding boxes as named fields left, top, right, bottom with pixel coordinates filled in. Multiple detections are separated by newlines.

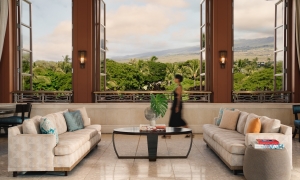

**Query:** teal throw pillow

left=40, top=117, right=59, bottom=144
left=63, top=110, right=84, bottom=132
left=216, top=107, right=235, bottom=126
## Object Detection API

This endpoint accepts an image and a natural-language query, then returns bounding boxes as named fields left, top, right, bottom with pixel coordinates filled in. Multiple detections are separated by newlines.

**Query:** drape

left=296, top=0, right=300, bottom=70
left=0, top=0, right=9, bottom=62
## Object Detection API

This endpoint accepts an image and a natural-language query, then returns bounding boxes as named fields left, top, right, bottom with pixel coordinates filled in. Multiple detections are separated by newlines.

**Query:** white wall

left=1, top=103, right=296, bottom=133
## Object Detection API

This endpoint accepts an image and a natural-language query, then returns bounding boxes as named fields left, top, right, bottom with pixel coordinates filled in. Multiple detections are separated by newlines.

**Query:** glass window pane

left=201, top=51, right=206, bottom=61
left=276, top=2, right=283, bottom=27
left=22, top=51, right=31, bottom=73
left=201, top=26, right=206, bottom=49
left=22, top=26, right=30, bottom=50
left=275, top=51, right=284, bottom=74
left=276, top=27, right=283, bottom=50
left=275, top=76, right=283, bottom=91
left=100, top=25, right=105, bottom=49
left=22, top=76, right=31, bottom=90
left=21, top=0, right=30, bottom=26
left=100, top=50, right=105, bottom=72
left=201, top=2, right=206, bottom=26
left=101, top=1, right=105, bottom=25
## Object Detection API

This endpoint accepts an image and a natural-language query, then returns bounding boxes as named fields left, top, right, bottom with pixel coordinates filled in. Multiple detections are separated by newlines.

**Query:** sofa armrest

left=245, top=131, right=293, bottom=169
left=8, top=132, right=56, bottom=171
left=279, top=124, right=292, bottom=135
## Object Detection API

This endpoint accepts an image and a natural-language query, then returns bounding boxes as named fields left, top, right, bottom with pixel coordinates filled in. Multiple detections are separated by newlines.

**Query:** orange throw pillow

left=246, top=118, right=261, bottom=133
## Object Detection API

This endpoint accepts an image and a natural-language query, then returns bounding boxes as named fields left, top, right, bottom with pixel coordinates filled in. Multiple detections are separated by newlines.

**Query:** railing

left=94, top=91, right=212, bottom=103
left=12, top=91, right=73, bottom=103
left=232, top=91, right=291, bottom=103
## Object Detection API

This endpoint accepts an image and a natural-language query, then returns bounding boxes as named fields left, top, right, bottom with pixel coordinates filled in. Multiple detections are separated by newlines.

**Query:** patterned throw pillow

left=40, top=117, right=59, bottom=144
left=216, top=107, right=235, bottom=126
left=63, top=110, right=84, bottom=132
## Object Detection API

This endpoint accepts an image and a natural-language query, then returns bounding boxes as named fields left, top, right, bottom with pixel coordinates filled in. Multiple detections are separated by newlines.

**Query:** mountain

left=110, top=36, right=274, bottom=62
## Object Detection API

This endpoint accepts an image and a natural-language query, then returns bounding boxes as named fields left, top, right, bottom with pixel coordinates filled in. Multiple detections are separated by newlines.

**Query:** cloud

left=106, top=4, right=185, bottom=39
left=139, top=0, right=188, bottom=8
left=234, top=0, right=274, bottom=39
left=33, top=21, right=72, bottom=61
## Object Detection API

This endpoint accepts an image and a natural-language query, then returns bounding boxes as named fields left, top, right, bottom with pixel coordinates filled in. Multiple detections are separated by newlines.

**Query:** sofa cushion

left=64, top=111, right=84, bottom=132
left=69, top=107, right=89, bottom=127
left=23, top=116, right=42, bottom=134
left=244, top=113, right=260, bottom=135
left=40, top=117, right=59, bottom=144
left=203, top=124, right=239, bottom=139
left=216, top=108, right=235, bottom=126
left=213, top=131, right=246, bottom=155
left=260, top=116, right=281, bottom=133
left=52, top=110, right=68, bottom=134
left=55, top=128, right=98, bottom=155
left=246, top=118, right=261, bottom=133
left=219, top=110, right=240, bottom=130
left=85, top=124, right=101, bottom=132
left=236, top=111, right=249, bottom=134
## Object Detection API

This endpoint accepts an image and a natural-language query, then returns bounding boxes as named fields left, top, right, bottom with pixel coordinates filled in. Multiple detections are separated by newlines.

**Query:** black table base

left=112, top=127, right=193, bottom=161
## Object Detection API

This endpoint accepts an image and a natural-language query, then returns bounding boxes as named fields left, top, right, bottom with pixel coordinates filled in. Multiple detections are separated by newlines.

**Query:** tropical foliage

left=150, top=94, right=168, bottom=118
left=25, top=54, right=282, bottom=92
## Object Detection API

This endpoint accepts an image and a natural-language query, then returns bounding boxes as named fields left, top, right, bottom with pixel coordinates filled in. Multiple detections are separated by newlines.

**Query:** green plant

left=150, top=94, right=168, bottom=118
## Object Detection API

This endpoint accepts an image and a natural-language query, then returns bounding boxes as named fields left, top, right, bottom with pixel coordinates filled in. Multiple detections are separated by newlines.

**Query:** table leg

left=147, top=134, right=158, bottom=161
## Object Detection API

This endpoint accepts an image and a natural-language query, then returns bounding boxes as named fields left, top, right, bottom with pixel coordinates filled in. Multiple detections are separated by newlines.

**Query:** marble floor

left=1, top=134, right=300, bottom=180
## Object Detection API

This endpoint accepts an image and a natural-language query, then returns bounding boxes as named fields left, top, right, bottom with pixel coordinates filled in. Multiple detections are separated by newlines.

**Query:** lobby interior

left=1, top=0, right=300, bottom=179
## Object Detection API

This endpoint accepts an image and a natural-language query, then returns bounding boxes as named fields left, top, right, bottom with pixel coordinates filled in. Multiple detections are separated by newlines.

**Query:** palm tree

left=165, top=63, right=182, bottom=86
left=150, top=56, right=158, bottom=62
left=184, top=60, right=200, bottom=87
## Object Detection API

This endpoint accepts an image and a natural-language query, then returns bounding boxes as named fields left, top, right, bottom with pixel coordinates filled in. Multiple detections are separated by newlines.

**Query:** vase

left=150, top=119, right=156, bottom=126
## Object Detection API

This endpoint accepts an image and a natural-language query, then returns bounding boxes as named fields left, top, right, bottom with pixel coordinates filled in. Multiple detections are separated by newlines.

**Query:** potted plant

left=144, top=94, right=168, bottom=126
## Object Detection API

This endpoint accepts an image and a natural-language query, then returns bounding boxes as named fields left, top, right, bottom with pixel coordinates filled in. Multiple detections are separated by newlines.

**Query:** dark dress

left=169, top=86, right=187, bottom=127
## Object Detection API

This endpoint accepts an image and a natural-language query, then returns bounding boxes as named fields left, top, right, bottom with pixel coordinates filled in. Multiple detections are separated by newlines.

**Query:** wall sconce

left=78, top=50, right=86, bottom=69
left=219, top=51, right=227, bottom=69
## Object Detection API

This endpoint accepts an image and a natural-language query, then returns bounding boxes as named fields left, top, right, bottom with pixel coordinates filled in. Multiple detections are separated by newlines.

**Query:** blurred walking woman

left=164, top=74, right=190, bottom=138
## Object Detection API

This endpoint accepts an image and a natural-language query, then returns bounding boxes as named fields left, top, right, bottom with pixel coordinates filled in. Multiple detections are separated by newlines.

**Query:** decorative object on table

left=243, top=146, right=291, bottom=180
left=140, top=124, right=166, bottom=131
left=292, top=105, right=300, bottom=142
left=256, top=139, right=279, bottom=145
left=251, top=141, right=284, bottom=149
left=144, top=94, right=168, bottom=126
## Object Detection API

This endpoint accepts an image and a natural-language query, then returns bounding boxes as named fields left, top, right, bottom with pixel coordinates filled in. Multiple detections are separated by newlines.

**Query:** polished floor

left=0, top=134, right=300, bottom=180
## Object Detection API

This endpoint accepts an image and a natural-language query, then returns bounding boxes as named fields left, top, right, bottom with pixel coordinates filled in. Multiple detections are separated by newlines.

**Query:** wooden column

left=211, top=0, right=233, bottom=103
left=291, top=0, right=300, bottom=103
left=72, top=0, right=94, bottom=103
left=0, top=0, right=15, bottom=103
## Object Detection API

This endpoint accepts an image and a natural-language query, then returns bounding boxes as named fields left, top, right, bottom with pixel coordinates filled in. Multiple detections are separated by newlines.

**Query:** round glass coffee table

left=113, top=127, right=193, bottom=161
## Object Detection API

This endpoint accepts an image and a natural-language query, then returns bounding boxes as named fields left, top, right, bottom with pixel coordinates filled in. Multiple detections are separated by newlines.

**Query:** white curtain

left=296, top=0, right=300, bottom=70
left=0, top=0, right=9, bottom=62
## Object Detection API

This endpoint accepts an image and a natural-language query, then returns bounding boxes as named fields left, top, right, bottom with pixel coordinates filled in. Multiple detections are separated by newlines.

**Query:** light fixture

left=219, top=51, right=227, bottom=69
left=78, top=50, right=86, bottom=69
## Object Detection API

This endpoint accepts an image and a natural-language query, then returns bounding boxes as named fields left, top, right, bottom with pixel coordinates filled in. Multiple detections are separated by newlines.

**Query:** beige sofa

left=8, top=110, right=101, bottom=177
left=203, top=110, right=292, bottom=174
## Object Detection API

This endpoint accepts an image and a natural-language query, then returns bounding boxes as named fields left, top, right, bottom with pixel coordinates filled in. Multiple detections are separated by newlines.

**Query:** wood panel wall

left=211, top=0, right=233, bottom=103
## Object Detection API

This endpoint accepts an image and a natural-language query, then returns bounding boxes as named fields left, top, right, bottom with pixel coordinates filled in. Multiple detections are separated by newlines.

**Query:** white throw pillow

left=260, top=116, right=281, bottom=133
left=219, top=110, right=240, bottom=130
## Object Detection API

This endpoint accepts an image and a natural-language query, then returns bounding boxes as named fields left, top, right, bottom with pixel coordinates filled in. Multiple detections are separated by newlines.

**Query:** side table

left=243, top=145, right=291, bottom=180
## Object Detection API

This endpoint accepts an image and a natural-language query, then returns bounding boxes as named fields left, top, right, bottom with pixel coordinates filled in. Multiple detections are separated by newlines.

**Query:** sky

left=29, top=0, right=276, bottom=61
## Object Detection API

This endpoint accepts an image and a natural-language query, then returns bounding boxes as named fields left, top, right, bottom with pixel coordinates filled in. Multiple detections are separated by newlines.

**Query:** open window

left=16, top=0, right=33, bottom=90
left=274, top=0, right=288, bottom=90
left=199, top=0, right=211, bottom=91
left=94, top=0, right=106, bottom=91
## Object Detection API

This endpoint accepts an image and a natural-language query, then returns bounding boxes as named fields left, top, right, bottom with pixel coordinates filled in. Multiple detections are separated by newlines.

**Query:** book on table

left=256, top=139, right=279, bottom=145
left=251, top=141, right=284, bottom=149
left=140, top=124, right=166, bottom=131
